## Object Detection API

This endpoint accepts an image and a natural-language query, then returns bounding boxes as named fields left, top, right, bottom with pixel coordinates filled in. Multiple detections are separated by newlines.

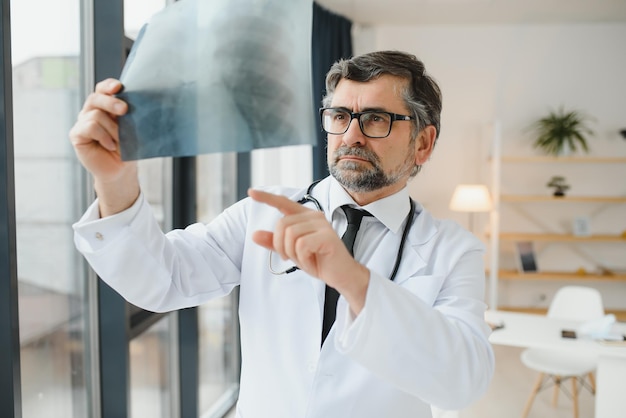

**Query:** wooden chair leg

left=522, top=373, right=544, bottom=418
left=572, top=377, right=579, bottom=418
left=552, top=376, right=560, bottom=406
left=588, top=372, right=596, bottom=394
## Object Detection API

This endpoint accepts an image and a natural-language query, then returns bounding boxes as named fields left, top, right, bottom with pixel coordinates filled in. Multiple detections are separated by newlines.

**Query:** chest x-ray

left=118, top=0, right=315, bottom=161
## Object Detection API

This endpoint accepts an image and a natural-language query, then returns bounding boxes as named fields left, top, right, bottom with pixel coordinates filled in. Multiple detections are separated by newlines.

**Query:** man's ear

left=414, top=125, right=437, bottom=165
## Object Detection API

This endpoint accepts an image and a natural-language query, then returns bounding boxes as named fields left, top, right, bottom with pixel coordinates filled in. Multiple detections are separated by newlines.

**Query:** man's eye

left=364, top=112, right=390, bottom=123
left=333, top=112, right=347, bottom=120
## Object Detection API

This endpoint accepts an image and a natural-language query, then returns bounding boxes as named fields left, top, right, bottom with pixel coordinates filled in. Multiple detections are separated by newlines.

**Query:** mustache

left=333, top=146, right=380, bottom=165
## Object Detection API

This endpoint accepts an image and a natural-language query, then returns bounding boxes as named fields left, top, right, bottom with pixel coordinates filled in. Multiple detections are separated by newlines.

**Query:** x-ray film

left=117, top=0, right=315, bottom=160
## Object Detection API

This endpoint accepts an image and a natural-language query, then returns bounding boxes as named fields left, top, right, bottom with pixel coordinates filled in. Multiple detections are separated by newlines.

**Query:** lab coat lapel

left=393, top=207, right=444, bottom=306
left=394, top=205, right=438, bottom=280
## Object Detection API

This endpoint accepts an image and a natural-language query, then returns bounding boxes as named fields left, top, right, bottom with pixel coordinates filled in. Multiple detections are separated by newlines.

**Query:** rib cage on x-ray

left=117, top=0, right=314, bottom=161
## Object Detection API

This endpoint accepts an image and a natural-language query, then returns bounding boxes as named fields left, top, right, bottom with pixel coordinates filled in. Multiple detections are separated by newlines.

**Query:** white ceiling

left=315, top=0, right=626, bottom=25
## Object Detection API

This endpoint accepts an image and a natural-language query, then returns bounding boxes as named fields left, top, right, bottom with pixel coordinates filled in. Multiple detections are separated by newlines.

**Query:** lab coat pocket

left=397, top=274, right=445, bottom=307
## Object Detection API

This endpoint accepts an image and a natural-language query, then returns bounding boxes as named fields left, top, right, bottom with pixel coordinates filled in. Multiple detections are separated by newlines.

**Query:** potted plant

left=547, top=176, right=570, bottom=197
left=530, top=107, right=594, bottom=156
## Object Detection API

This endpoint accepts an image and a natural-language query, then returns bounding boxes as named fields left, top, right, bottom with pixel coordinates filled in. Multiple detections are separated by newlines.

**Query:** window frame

left=0, top=1, right=21, bottom=416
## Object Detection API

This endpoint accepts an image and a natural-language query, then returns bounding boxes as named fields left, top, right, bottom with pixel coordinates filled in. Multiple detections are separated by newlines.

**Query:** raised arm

left=69, top=78, right=140, bottom=217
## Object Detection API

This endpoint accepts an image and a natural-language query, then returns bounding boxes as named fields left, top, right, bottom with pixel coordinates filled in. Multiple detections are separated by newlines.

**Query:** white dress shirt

left=73, top=176, right=494, bottom=418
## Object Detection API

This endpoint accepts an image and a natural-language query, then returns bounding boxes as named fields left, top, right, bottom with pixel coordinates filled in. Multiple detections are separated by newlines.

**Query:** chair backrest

left=547, top=286, right=604, bottom=321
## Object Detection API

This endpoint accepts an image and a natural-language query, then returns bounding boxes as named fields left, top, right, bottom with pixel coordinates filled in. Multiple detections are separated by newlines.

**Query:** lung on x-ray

left=117, top=0, right=315, bottom=161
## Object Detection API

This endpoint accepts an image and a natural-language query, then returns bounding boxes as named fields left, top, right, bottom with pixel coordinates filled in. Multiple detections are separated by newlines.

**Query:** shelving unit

left=499, top=233, right=626, bottom=242
left=488, top=123, right=626, bottom=310
left=501, top=195, right=626, bottom=203
left=498, top=270, right=626, bottom=282
left=497, top=306, right=626, bottom=322
left=500, top=156, right=626, bottom=163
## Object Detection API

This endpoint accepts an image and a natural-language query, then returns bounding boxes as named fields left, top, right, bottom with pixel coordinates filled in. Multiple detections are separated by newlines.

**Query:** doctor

left=70, top=50, right=494, bottom=417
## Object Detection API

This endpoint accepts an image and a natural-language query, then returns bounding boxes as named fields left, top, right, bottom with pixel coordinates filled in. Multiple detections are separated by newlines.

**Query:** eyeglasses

left=320, top=107, right=414, bottom=139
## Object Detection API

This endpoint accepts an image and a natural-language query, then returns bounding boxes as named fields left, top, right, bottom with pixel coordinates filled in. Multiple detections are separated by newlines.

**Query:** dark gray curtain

left=311, top=2, right=352, bottom=180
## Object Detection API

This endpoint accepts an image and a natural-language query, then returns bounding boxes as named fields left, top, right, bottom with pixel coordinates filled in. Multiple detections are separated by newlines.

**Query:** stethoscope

left=270, top=180, right=416, bottom=282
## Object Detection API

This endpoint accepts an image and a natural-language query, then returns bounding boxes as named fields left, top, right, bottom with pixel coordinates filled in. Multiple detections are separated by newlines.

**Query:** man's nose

left=341, top=118, right=366, bottom=146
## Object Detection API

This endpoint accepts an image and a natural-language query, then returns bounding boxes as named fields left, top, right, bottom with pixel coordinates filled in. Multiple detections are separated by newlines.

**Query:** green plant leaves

left=530, top=107, right=594, bottom=156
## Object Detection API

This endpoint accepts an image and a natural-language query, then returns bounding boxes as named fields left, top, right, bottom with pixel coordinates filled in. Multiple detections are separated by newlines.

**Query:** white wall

left=353, top=23, right=626, bottom=308
left=252, top=145, right=313, bottom=188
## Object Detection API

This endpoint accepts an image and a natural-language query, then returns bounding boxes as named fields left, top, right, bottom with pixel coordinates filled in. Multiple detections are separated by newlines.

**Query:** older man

left=70, top=50, right=493, bottom=418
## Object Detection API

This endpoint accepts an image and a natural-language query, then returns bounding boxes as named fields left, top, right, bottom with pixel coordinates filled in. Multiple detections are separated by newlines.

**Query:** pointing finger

left=251, top=230, right=274, bottom=251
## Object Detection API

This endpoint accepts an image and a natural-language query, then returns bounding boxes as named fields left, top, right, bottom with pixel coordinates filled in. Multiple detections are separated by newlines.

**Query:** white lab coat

left=73, top=176, right=494, bottom=418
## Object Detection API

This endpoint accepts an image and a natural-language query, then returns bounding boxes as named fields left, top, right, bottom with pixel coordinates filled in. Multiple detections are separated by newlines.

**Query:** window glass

left=197, top=153, right=241, bottom=413
left=11, top=0, right=87, bottom=416
left=129, top=318, right=173, bottom=418
left=251, top=146, right=312, bottom=188
left=125, top=0, right=167, bottom=40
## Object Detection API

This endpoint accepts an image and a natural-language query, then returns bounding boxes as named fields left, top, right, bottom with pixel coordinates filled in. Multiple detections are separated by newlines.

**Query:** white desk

left=485, top=310, right=626, bottom=418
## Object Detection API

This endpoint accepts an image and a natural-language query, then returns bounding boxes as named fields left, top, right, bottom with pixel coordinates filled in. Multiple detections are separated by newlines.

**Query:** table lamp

left=449, top=184, right=492, bottom=233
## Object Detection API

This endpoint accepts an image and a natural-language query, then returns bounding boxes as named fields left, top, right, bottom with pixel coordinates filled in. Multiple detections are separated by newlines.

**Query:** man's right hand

left=69, top=78, right=140, bottom=217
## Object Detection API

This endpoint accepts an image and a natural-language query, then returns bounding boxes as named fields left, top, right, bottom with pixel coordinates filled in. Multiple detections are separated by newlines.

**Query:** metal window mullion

left=0, top=1, right=21, bottom=417
left=92, top=1, right=130, bottom=417
left=79, top=0, right=103, bottom=417
left=234, top=152, right=248, bottom=382
left=173, top=156, right=198, bottom=418
left=237, top=152, right=250, bottom=201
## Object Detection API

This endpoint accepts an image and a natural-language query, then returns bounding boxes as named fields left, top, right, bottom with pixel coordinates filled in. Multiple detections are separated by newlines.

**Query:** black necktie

left=321, top=206, right=370, bottom=346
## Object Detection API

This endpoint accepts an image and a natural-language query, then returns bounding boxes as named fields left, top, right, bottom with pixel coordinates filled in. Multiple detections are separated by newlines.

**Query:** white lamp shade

left=449, top=184, right=492, bottom=212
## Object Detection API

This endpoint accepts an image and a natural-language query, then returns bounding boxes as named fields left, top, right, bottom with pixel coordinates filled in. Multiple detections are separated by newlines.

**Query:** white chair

left=520, top=286, right=604, bottom=418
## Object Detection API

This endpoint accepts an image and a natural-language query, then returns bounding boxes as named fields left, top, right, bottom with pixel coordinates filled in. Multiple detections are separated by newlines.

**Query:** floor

left=462, top=345, right=594, bottom=418
left=225, top=344, right=594, bottom=418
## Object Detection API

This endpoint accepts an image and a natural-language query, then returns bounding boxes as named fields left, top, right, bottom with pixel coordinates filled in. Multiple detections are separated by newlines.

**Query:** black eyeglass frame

left=319, top=107, right=414, bottom=139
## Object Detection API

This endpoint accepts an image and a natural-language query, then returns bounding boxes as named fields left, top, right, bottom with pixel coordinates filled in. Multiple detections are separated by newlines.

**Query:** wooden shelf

left=499, top=156, right=626, bottom=163
left=501, top=195, right=626, bottom=203
left=490, top=134, right=626, bottom=313
left=499, top=233, right=626, bottom=242
left=498, top=306, right=626, bottom=322
left=497, top=269, right=626, bottom=282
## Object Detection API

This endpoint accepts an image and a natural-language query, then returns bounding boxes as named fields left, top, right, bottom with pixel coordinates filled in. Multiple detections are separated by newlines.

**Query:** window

left=130, top=318, right=173, bottom=418
left=11, top=0, right=88, bottom=416
left=197, top=153, right=241, bottom=414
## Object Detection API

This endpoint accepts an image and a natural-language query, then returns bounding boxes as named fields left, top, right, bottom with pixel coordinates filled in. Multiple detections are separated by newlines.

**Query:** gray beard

left=329, top=146, right=410, bottom=193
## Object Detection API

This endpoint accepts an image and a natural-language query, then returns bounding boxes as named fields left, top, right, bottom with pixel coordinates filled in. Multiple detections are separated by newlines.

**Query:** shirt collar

left=327, top=176, right=412, bottom=234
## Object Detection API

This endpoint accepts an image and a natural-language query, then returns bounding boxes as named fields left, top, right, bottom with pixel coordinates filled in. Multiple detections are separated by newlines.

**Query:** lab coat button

left=95, top=232, right=104, bottom=241
left=307, top=362, right=317, bottom=372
